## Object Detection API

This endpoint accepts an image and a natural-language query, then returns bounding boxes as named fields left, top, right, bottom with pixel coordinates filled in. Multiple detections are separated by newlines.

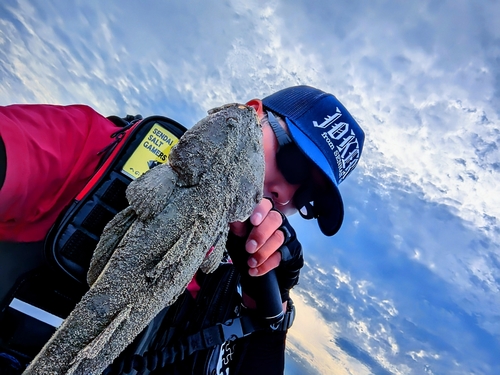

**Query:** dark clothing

left=0, top=242, right=288, bottom=374
left=0, top=241, right=45, bottom=308
left=232, top=330, right=286, bottom=375
left=106, top=264, right=288, bottom=375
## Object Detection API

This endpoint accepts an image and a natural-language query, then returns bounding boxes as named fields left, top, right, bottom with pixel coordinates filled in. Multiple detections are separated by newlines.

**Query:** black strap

left=103, top=316, right=256, bottom=374
left=103, top=304, right=295, bottom=375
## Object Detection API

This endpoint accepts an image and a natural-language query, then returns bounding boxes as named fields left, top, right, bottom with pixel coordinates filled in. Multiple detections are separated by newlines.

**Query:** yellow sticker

left=121, top=123, right=180, bottom=180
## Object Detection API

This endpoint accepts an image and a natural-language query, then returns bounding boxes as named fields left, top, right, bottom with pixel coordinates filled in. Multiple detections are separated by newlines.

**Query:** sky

left=1, top=0, right=500, bottom=374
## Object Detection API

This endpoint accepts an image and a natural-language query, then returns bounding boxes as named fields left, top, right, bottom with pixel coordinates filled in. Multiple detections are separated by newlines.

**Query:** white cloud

left=2, top=0, right=500, bottom=372
left=287, top=291, right=374, bottom=375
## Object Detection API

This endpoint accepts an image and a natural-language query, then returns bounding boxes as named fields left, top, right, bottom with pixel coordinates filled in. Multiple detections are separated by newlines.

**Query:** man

left=0, top=85, right=364, bottom=374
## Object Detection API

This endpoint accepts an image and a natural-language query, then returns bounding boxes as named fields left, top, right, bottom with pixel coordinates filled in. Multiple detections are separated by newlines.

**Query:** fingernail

left=248, top=257, right=257, bottom=267
left=248, top=268, right=258, bottom=277
left=253, top=212, right=263, bottom=223
left=246, top=239, right=257, bottom=253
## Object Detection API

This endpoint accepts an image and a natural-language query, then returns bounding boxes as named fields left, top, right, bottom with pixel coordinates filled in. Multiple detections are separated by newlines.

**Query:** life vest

left=0, top=114, right=187, bottom=371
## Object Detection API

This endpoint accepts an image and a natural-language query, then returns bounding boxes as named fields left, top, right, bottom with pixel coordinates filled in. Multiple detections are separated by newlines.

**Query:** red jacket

left=0, top=104, right=118, bottom=242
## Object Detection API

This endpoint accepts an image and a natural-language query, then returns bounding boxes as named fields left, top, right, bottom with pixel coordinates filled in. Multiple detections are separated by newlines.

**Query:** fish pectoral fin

left=67, top=304, right=133, bottom=373
left=87, top=207, right=137, bottom=286
left=146, top=228, right=197, bottom=282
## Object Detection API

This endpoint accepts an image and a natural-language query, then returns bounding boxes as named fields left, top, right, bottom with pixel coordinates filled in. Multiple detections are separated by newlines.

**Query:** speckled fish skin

left=24, top=104, right=265, bottom=375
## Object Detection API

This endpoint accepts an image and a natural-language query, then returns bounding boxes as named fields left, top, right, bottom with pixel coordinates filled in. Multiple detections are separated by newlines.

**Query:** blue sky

left=1, top=0, right=500, bottom=374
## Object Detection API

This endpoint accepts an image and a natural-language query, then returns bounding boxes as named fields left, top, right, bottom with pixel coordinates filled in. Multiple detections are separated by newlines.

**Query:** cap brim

left=286, top=118, right=345, bottom=236
left=317, top=182, right=344, bottom=236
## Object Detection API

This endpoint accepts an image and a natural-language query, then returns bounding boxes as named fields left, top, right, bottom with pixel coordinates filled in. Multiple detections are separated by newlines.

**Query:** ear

left=246, top=99, right=265, bottom=117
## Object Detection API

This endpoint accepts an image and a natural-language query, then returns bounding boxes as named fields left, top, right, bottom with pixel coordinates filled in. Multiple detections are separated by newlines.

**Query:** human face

left=248, top=99, right=328, bottom=218
left=261, top=111, right=332, bottom=219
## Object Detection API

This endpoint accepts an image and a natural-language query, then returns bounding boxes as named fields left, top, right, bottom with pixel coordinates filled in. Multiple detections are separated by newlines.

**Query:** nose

left=266, top=182, right=300, bottom=214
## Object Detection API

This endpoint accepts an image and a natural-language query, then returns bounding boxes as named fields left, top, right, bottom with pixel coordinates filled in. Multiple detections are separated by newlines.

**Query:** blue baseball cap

left=262, top=85, right=365, bottom=236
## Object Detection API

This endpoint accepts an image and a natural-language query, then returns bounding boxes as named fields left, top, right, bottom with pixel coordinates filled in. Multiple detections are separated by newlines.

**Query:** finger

left=247, top=230, right=284, bottom=268
left=249, top=197, right=274, bottom=227
left=248, top=251, right=282, bottom=276
left=229, top=199, right=270, bottom=237
left=229, top=221, right=249, bottom=238
left=245, top=209, right=283, bottom=254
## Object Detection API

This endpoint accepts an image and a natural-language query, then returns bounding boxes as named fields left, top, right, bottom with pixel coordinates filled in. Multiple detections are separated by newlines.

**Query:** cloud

left=286, top=291, right=376, bottom=375
left=2, top=0, right=500, bottom=373
left=290, top=174, right=500, bottom=373
left=264, top=0, right=500, bottom=247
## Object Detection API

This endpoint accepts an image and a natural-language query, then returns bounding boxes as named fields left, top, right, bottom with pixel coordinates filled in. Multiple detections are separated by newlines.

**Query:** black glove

left=274, top=214, right=304, bottom=302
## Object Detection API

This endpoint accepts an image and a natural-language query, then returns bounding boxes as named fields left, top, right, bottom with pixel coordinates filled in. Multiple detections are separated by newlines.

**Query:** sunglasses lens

left=276, top=144, right=312, bottom=185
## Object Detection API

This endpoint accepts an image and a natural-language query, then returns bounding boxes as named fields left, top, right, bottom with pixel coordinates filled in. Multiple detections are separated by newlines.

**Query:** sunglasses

left=266, top=111, right=324, bottom=220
